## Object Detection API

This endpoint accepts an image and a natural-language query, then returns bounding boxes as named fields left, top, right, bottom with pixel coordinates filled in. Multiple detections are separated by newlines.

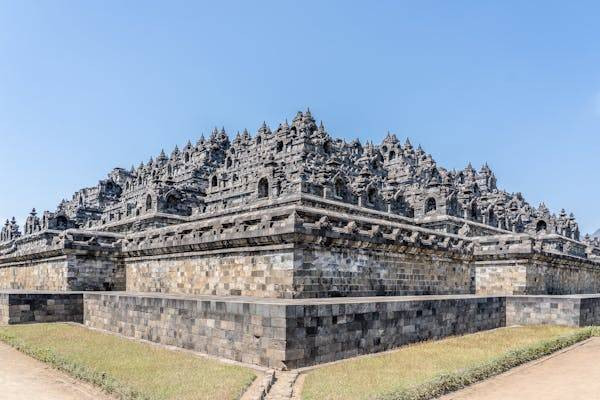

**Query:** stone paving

left=265, top=371, right=299, bottom=400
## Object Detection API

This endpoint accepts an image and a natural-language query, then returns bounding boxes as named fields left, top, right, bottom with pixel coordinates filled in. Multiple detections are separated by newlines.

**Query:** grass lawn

left=0, top=323, right=256, bottom=400
left=301, top=325, right=592, bottom=400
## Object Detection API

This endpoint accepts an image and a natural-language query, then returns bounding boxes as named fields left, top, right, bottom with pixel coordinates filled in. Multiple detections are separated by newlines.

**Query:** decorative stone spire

left=157, top=150, right=167, bottom=163
left=258, top=121, right=271, bottom=136
left=4, top=109, right=584, bottom=247
left=415, top=144, right=425, bottom=157
left=234, top=131, right=241, bottom=144
left=279, top=120, right=290, bottom=135
left=480, top=163, right=492, bottom=175
left=292, top=111, right=303, bottom=124
left=24, top=209, right=41, bottom=235
left=210, top=127, right=219, bottom=140
left=242, top=128, right=251, bottom=142
left=383, top=132, right=398, bottom=144
left=3, top=217, right=22, bottom=240
left=465, top=162, right=475, bottom=175
left=302, top=108, right=316, bottom=126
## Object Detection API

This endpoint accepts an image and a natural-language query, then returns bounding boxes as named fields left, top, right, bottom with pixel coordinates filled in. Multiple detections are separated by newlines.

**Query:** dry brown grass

left=0, top=323, right=256, bottom=400
left=301, top=325, right=584, bottom=400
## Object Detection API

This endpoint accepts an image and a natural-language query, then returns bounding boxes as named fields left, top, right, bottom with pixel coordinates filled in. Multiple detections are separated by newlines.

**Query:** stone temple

left=1, top=110, right=600, bottom=369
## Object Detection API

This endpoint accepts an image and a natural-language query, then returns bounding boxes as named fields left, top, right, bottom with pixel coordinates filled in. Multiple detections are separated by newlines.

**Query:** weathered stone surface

left=0, top=230, right=124, bottom=292
left=125, top=247, right=296, bottom=298
left=0, top=258, right=69, bottom=291
left=83, top=292, right=290, bottom=369
left=293, top=245, right=473, bottom=298
left=282, top=295, right=506, bottom=368
left=122, top=243, right=473, bottom=299
left=475, top=250, right=600, bottom=295
left=506, top=294, right=600, bottom=327
left=83, top=292, right=505, bottom=369
left=0, top=255, right=124, bottom=292
left=0, top=291, right=83, bottom=324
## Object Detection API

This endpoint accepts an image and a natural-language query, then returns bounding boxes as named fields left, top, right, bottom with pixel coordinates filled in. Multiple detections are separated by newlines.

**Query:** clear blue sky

left=1, top=1, right=599, bottom=233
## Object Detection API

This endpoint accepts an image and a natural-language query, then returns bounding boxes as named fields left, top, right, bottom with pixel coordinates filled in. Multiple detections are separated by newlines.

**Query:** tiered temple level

left=2, top=110, right=600, bottom=369
left=0, top=110, right=586, bottom=242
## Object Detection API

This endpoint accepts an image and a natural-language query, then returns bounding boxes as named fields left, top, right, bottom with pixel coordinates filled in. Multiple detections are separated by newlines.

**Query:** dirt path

left=438, top=337, right=600, bottom=400
left=0, top=342, right=113, bottom=400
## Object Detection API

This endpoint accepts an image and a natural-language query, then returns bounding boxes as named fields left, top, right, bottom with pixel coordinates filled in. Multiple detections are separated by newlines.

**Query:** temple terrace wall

left=0, top=255, right=125, bottom=292
left=506, top=294, right=600, bottom=326
left=0, top=257, right=69, bottom=291
left=80, top=292, right=600, bottom=369
left=0, top=291, right=83, bottom=324
left=124, top=245, right=296, bottom=298
left=293, top=245, right=473, bottom=298
left=3, top=290, right=600, bottom=369
left=122, top=244, right=474, bottom=299
left=2, top=202, right=599, bottom=299
left=474, top=253, right=600, bottom=295
left=83, top=292, right=505, bottom=369
left=2, top=241, right=598, bottom=299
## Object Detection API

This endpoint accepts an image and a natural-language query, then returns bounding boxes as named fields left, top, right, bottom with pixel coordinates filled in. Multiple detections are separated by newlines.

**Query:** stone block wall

left=295, top=246, right=474, bottom=298
left=0, top=292, right=83, bottom=324
left=579, top=297, right=600, bottom=326
left=124, top=246, right=296, bottom=298
left=506, top=296, right=581, bottom=326
left=83, top=292, right=289, bottom=368
left=66, top=255, right=125, bottom=291
left=0, top=293, right=7, bottom=324
left=283, top=296, right=505, bottom=368
left=475, top=255, right=600, bottom=296
left=0, top=258, right=69, bottom=291
left=6, top=290, right=600, bottom=368
left=83, top=292, right=505, bottom=369
left=475, top=262, right=527, bottom=295
left=124, top=244, right=474, bottom=299
left=526, top=259, right=600, bottom=295
left=0, top=255, right=125, bottom=292
left=506, top=295, right=600, bottom=327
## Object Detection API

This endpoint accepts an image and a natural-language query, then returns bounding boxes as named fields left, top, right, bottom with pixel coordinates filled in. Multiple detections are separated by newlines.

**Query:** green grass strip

left=378, top=327, right=600, bottom=400
left=0, top=323, right=256, bottom=400
left=0, top=329, right=148, bottom=400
